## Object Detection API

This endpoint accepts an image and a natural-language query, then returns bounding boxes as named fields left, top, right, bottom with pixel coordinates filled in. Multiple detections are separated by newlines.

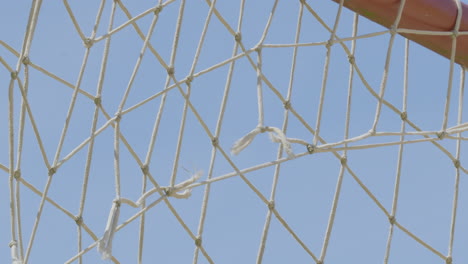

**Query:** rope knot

left=195, top=237, right=202, bottom=247
left=186, top=75, right=193, bottom=85
left=388, top=215, right=396, bottom=225
left=268, top=201, right=275, bottom=210
left=254, top=44, right=262, bottom=53
left=390, top=25, right=398, bottom=35
left=348, top=55, right=355, bottom=64
left=163, top=186, right=174, bottom=196
left=84, top=38, right=94, bottom=48
left=453, top=159, right=460, bottom=169
left=167, top=66, right=175, bottom=76
left=141, top=165, right=149, bottom=175
left=9, top=240, right=20, bottom=264
left=437, top=131, right=447, bottom=140
left=234, top=32, right=242, bottom=42
left=48, top=167, right=57, bottom=176
left=325, top=39, right=333, bottom=49
left=115, top=113, right=122, bottom=122
left=14, top=170, right=21, bottom=180
left=452, top=30, right=459, bottom=39
left=94, top=97, right=102, bottom=106
left=211, top=137, right=219, bottom=147
left=9, top=240, right=17, bottom=248
left=400, top=111, right=407, bottom=121
left=74, top=215, right=83, bottom=226
left=22, top=56, right=30, bottom=65
left=446, top=256, right=453, bottom=264
left=340, top=156, right=347, bottom=165
left=283, top=100, right=291, bottom=110
left=154, top=5, right=163, bottom=15
left=10, top=71, right=18, bottom=80
left=306, top=144, right=315, bottom=154
left=113, top=199, right=121, bottom=207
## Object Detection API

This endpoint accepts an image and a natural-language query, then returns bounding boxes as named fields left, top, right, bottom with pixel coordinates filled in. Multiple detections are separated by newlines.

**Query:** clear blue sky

left=1, top=0, right=467, bottom=263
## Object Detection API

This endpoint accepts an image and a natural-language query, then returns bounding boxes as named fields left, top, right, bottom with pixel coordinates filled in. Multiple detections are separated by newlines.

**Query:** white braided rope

left=1, top=0, right=468, bottom=263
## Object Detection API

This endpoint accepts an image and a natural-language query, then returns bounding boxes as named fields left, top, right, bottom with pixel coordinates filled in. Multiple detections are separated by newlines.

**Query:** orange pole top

left=334, top=0, right=468, bottom=68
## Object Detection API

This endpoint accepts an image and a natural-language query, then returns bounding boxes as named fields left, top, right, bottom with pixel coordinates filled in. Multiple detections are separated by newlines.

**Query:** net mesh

left=1, top=0, right=468, bottom=263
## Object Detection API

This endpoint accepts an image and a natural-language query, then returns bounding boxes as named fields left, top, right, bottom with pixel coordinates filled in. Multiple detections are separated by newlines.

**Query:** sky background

left=1, top=0, right=468, bottom=263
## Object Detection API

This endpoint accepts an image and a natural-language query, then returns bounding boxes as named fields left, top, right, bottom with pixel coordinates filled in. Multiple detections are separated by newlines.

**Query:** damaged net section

left=1, top=0, right=468, bottom=263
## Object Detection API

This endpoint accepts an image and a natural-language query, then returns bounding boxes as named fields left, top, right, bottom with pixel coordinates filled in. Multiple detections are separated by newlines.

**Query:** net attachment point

left=10, top=71, right=18, bottom=80
left=234, top=32, right=242, bottom=42
left=154, top=5, right=163, bottom=15
left=163, top=187, right=174, bottom=197
left=268, top=201, right=275, bottom=210
left=437, top=131, right=447, bottom=140
left=22, top=56, right=30, bottom=65
left=446, top=256, right=453, bottom=264
left=254, top=44, right=262, bottom=53
left=74, top=215, right=83, bottom=226
left=388, top=215, right=396, bottom=225
left=306, top=144, right=315, bottom=154
left=94, top=97, right=102, bottom=106
left=340, top=156, right=347, bottom=165
left=84, top=38, right=94, bottom=48
left=13, top=170, right=21, bottom=180
left=211, top=137, right=219, bottom=147
left=400, top=111, right=407, bottom=121
left=167, top=66, right=175, bottom=76
left=48, top=167, right=57, bottom=176
left=141, top=165, right=149, bottom=174
left=186, top=75, right=194, bottom=85
left=195, top=237, right=202, bottom=247
left=8, top=240, right=17, bottom=248
left=348, top=55, right=355, bottom=64
left=453, top=159, right=460, bottom=169
left=283, top=100, right=291, bottom=110
left=115, top=113, right=122, bottom=122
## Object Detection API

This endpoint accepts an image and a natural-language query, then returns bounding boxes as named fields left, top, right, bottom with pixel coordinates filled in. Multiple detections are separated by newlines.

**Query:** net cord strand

left=448, top=66, right=465, bottom=259
left=256, top=2, right=304, bottom=263
left=77, top=1, right=115, bottom=263
left=319, top=8, right=358, bottom=262
left=9, top=0, right=44, bottom=260
left=384, top=37, right=410, bottom=264
left=193, top=0, right=246, bottom=262
left=4, top=0, right=468, bottom=263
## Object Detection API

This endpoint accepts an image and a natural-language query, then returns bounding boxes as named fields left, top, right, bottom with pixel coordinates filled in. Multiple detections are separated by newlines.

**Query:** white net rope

left=1, top=0, right=468, bottom=263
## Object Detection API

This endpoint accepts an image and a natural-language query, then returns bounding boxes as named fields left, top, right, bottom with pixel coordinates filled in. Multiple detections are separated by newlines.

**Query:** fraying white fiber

left=231, top=126, right=294, bottom=157
left=176, top=170, right=203, bottom=189
left=135, top=170, right=203, bottom=205
left=97, top=200, right=121, bottom=260
left=268, top=127, right=294, bottom=158
left=231, top=127, right=263, bottom=155
left=165, top=170, right=203, bottom=199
